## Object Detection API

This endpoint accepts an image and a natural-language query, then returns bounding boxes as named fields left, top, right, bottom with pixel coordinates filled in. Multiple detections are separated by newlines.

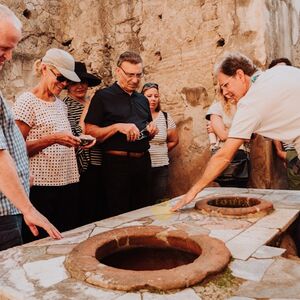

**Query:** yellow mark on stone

left=150, top=201, right=174, bottom=221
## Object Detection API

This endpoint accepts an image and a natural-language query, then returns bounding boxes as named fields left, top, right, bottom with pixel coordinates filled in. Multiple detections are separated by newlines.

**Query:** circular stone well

left=195, top=195, right=274, bottom=218
left=65, top=226, right=231, bottom=291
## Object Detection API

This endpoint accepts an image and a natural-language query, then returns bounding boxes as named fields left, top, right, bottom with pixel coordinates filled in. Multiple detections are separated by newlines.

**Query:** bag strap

left=162, top=111, right=168, bottom=128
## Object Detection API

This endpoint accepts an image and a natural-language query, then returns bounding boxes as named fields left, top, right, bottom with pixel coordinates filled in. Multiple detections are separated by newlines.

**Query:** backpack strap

left=162, top=111, right=168, bottom=128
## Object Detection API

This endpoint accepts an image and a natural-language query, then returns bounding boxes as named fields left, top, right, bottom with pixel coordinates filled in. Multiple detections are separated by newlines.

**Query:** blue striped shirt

left=0, top=92, right=29, bottom=216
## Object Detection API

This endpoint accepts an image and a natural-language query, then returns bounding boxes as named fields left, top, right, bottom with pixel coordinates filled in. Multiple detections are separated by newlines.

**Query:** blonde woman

left=13, top=48, right=81, bottom=242
left=206, top=92, right=249, bottom=187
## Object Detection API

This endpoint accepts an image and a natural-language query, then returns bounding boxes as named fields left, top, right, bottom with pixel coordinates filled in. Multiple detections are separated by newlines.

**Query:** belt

left=105, top=150, right=146, bottom=158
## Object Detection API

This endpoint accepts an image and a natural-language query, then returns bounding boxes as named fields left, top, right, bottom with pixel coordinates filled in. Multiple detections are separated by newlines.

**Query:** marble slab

left=226, top=227, right=278, bottom=260
left=251, top=245, right=286, bottom=259
left=23, top=256, right=68, bottom=288
left=229, top=258, right=274, bottom=281
left=253, top=208, right=299, bottom=232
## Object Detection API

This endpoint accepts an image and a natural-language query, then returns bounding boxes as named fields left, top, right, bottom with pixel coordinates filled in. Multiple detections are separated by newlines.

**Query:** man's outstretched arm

left=171, top=138, right=244, bottom=211
left=0, top=150, right=62, bottom=239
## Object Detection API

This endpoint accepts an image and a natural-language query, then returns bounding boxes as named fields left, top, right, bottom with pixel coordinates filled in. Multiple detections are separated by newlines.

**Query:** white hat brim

left=56, top=67, right=80, bottom=82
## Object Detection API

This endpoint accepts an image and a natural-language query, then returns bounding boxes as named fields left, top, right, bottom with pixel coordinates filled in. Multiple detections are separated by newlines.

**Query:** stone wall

left=1, top=0, right=300, bottom=195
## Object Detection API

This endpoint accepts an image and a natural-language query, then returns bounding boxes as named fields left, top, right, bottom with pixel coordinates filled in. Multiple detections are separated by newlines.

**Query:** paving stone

left=251, top=245, right=286, bottom=259
left=235, top=257, right=300, bottom=298
left=228, top=297, right=255, bottom=300
left=209, top=229, right=244, bottom=242
left=46, top=244, right=76, bottom=255
left=0, top=286, right=27, bottom=300
left=229, top=258, right=274, bottom=281
left=35, top=279, right=125, bottom=300
left=1, top=267, right=35, bottom=295
left=226, top=227, right=279, bottom=260
left=23, top=256, right=69, bottom=288
left=253, top=208, right=299, bottom=231
left=90, top=226, right=111, bottom=237
left=143, top=288, right=201, bottom=299
left=116, top=220, right=147, bottom=228
left=114, top=293, right=142, bottom=299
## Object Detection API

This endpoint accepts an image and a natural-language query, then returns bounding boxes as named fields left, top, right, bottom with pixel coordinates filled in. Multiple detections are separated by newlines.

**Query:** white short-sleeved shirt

left=149, top=111, right=176, bottom=167
left=13, top=92, right=79, bottom=186
left=229, top=66, right=300, bottom=157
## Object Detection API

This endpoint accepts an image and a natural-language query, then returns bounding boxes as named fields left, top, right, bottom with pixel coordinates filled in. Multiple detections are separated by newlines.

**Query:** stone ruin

left=1, top=0, right=300, bottom=197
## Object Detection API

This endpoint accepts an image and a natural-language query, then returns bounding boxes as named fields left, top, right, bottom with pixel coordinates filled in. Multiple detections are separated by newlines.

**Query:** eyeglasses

left=119, top=66, right=144, bottom=79
left=219, top=75, right=234, bottom=90
left=49, top=68, right=73, bottom=84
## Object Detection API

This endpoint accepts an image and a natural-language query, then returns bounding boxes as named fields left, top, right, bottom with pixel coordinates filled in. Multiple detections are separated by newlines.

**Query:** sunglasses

left=49, top=68, right=73, bottom=84
left=141, top=82, right=159, bottom=94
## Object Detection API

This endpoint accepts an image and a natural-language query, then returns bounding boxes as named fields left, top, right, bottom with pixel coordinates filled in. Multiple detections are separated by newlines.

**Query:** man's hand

left=117, top=123, right=140, bottom=142
left=147, top=121, right=158, bottom=139
left=171, top=189, right=198, bottom=212
left=23, top=206, right=62, bottom=239
left=170, top=138, right=244, bottom=211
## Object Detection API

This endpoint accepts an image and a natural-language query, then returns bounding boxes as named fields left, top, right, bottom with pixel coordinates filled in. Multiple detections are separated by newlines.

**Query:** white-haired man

left=173, top=52, right=300, bottom=211
left=0, top=4, right=61, bottom=250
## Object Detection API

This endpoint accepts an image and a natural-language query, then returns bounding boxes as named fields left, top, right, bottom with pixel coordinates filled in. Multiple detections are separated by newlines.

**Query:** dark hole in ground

left=269, top=215, right=300, bottom=258
left=98, top=246, right=199, bottom=271
left=207, top=197, right=260, bottom=208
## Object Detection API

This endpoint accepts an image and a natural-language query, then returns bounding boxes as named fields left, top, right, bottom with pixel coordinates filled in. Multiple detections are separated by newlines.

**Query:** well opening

left=98, top=246, right=199, bottom=271
left=207, top=197, right=260, bottom=208
left=65, top=226, right=231, bottom=291
left=195, top=195, right=274, bottom=218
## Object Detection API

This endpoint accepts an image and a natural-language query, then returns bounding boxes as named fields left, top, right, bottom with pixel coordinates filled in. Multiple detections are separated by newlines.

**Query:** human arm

left=167, top=128, right=179, bottom=151
left=210, top=114, right=229, bottom=141
left=171, top=138, right=244, bottom=211
left=273, top=140, right=287, bottom=161
left=0, top=150, right=61, bottom=239
left=15, top=120, right=81, bottom=157
left=85, top=122, right=141, bottom=142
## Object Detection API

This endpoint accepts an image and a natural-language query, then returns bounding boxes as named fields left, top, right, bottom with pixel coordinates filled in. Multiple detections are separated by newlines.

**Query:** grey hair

left=214, top=51, right=258, bottom=77
left=0, top=4, right=22, bottom=31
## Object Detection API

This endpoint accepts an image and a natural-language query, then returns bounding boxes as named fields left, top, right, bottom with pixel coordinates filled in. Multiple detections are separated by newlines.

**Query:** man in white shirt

left=173, top=52, right=300, bottom=211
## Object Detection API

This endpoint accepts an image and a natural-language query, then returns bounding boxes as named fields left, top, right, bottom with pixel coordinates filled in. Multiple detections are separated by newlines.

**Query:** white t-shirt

left=149, top=111, right=176, bottom=167
left=13, top=92, right=79, bottom=186
left=229, top=66, right=300, bottom=157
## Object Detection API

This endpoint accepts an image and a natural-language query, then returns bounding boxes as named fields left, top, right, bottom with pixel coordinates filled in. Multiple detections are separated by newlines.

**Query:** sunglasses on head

left=142, top=82, right=159, bottom=93
left=49, top=68, right=73, bottom=84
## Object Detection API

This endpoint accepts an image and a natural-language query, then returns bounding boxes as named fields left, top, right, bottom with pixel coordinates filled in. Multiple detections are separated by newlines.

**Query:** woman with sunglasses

left=141, top=83, right=179, bottom=203
left=13, top=48, right=81, bottom=242
left=63, top=62, right=102, bottom=225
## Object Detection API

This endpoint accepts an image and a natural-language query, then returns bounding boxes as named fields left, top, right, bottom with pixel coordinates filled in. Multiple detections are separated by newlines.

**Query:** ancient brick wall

left=1, top=0, right=299, bottom=195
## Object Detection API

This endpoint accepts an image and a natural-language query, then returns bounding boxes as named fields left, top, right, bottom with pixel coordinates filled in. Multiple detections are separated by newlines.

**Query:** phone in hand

left=79, top=135, right=95, bottom=146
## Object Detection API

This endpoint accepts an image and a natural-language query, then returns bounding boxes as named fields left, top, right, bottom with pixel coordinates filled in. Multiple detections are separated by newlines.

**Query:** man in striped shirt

left=0, top=4, right=61, bottom=250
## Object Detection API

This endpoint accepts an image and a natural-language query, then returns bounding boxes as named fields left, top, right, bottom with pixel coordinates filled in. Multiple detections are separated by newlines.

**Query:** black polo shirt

left=85, top=82, right=152, bottom=152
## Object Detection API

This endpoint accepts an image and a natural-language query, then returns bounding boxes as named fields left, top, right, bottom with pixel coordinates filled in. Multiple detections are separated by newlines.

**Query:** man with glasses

left=0, top=4, right=61, bottom=250
left=173, top=51, right=300, bottom=212
left=85, top=51, right=157, bottom=218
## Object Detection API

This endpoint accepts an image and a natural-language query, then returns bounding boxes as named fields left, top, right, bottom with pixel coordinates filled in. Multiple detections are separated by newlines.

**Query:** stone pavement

left=0, top=187, right=300, bottom=300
